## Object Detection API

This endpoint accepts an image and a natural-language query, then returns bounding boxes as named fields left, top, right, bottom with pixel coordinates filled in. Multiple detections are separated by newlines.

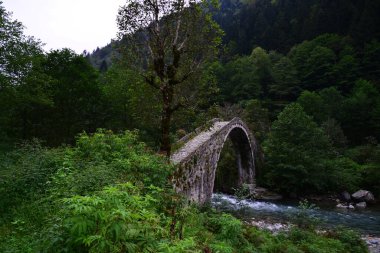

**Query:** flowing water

left=212, top=193, right=380, bottom=236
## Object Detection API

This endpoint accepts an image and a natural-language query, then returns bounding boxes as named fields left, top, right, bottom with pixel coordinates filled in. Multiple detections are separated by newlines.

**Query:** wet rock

left=336, top=203, right=355, bottom=209
left=356, top=202, right=367, bottom=208
left=362, top=236, right=380, bottom=253
left=352, top=190, right=375, bottom=203
left=336, top=203, right=346, bottom=208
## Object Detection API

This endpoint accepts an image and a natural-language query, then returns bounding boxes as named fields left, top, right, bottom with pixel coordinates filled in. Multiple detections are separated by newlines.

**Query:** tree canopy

left=116, top=0, right=223, bottom=156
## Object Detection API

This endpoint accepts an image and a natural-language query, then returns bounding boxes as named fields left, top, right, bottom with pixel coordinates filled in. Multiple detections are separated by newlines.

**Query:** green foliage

left=342, top=79, right=380, bottom=143
left=304, top=45, right=336, bottom=90
left=244, top=226, right=367, bottom=253
left=242, top=99, right=270, bottom=142
left=0, top=42, right=106, bottom=146
left=49, top=130, right=173, bottom=198
left=250, top=47, right=273, bottom=98
left=263, top=103, right=333, bottom=195
left=0, top=1, right=378, bottom=252
left=270, top=56, right=301, bottom=100
left=40, top=49, right=106, bottom=145
left=324, top=157, right=362, bottom=192
left=0, top=140, right=63, bottom=217
left=345, top=142, right=380, bottom=196
left=326, top=227, right=369, bottom=253
left=0, top=130, right=369, bottom=253
left=101, top=63, right=161, bottom=146
left=321, top=118, right=347, bottom=149
left=48, top=183, right=166, bottom=252
left=297, top=87, right=345, bottom=124
left=297, top=90, right=326, bottom=123
left=291, top=199, right=321, bottom=230
left=362, top=40, right=380, bottom=84
left=285, top=228, right=345, bottom=253
left=216, top=55, right=261, bottom=103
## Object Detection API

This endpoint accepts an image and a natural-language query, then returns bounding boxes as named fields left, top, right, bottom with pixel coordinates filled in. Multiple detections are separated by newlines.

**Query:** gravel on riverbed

left=247, top=218, right=292, bottom=234
left=362, top=236, right=380, bottom=253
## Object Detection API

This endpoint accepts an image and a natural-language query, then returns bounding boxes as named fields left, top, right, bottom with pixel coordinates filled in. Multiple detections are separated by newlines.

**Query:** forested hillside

left=1, top=0, right=380, bottom=251
left=90, top=0, right=380, bottom=68
left=215, top=0, right=380, bottom=54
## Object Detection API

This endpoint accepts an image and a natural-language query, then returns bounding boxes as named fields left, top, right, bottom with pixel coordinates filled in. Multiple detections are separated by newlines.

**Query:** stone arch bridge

left=170, top=118, right=257, bottom=204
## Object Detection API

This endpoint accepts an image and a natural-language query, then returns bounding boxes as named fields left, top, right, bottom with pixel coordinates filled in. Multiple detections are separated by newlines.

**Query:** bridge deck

left=171, top=121, right=229, bottom=164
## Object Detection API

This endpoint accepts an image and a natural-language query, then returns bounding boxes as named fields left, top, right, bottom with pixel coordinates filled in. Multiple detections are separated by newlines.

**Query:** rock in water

left=352, top=190, right=375, bottom=203
left=336, top=203, right=347, bottom=208
left=365, top=192, right=375, bottom=203
left=356, top=202, right=367, bottom=208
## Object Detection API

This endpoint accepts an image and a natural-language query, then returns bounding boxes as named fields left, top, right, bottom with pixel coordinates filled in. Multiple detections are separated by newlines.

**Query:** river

left=212, top=193, right=380, bottom=236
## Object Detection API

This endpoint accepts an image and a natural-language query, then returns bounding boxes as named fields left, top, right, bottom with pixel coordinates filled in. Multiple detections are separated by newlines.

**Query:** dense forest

left=1, top=0, right=380, bottom=251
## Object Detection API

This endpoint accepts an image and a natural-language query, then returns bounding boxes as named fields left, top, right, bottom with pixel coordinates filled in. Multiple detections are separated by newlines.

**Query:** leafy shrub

left=0, top=140, right=64, bottom=217
left=45, top=183, right=167, bottom=252
left=287, top=228, right=345, bottom=253
left=345, top=143, right=380, bottom=196
left=326, top=227, right=368, bottom=253
left=291, top=199, right=321, bottom=230
left=360, top=164, right=380, bottom=196
left=325, top=157, right=362, bottom=192
left=49, top=129, right=173, bottom=198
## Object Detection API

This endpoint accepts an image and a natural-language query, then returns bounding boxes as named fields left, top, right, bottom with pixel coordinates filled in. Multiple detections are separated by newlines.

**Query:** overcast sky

left=2, top=0, right=125, bottom=53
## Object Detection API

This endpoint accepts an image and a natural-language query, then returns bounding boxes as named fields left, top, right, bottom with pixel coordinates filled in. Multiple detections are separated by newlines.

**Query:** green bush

left=325, top=157, right=362, bottom=192
left=49, top=129, right=173, bottom=198
left=0, top=140, right=64, bottom=217
left=326, top=227, right=368, bottom=253
left=291, top=199, right=321, bottom=230
left=45, top=183, right=167, bottom=252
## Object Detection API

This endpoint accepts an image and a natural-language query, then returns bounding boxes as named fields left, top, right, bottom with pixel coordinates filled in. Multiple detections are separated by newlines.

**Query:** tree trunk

left=159, top=86, right=173, bottom=158
left=160, top=105, right=172, bottom=158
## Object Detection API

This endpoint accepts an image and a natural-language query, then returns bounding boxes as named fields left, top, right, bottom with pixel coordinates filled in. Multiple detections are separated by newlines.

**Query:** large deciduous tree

left=0, top=2, right=48, bottom=144
left=263, top=103, right=333, bottom=195
left=117, top=0, right=223, bottom=157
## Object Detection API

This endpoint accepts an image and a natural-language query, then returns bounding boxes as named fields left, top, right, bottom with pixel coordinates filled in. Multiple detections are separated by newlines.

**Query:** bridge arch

left=171, top=118, right=256, bottom=204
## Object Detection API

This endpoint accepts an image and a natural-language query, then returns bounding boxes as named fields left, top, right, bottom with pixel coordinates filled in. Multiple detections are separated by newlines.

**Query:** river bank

left=212, top=193, right=380, bottom=252
left=248, top=218, right=380, bottom=253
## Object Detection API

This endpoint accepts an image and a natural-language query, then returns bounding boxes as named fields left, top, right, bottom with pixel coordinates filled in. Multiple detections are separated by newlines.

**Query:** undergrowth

left=0, top=130, right=368, bottom=253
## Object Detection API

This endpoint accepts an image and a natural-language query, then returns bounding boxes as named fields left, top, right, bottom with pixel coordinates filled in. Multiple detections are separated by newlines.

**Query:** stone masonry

left=171, top=118, right=257, bottom=204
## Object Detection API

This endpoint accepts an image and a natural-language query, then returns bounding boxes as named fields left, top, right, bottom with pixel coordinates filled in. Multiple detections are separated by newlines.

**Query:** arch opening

left=213, top=127, right=254, bottom=195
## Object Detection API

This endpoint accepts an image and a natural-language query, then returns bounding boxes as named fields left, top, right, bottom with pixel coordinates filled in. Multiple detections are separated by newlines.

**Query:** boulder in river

left=336, top=203, right=346, bottom=209
left=336, top=203, right=355, bottom=209
left=352, top=190, right=375, bottom=203
left=356, top=202, right=367, bottom=208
